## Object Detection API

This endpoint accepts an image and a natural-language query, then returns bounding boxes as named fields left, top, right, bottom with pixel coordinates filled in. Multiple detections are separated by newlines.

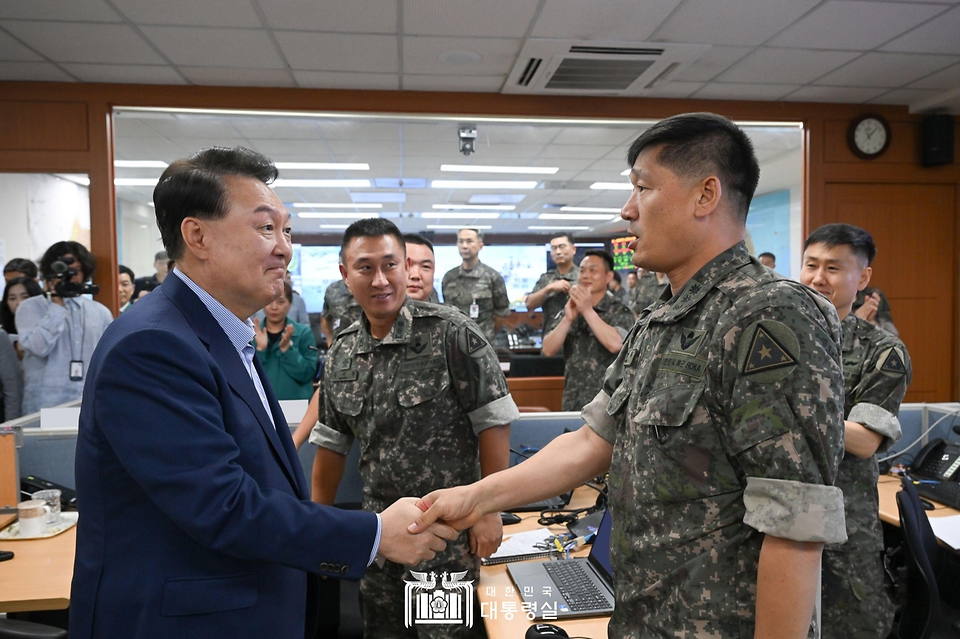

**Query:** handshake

left=375, top=485, right=490, bottom=566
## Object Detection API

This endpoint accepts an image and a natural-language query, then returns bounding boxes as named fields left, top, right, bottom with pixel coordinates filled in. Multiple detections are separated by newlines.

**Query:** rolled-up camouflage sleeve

left=847, top=342, right=911, bottom=452
left=309, top=374, right=355, bottom=456
left=720, top=293, right=846, bottom=542
left=449, top=320, right=519, bottom=434
left=583, top=342, right=629, bottom=445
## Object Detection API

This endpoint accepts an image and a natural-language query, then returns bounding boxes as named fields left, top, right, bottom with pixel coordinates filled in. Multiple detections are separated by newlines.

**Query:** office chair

left=895, top=476, right=943, bottom=639
left=0, top=619, right=67, bottom=639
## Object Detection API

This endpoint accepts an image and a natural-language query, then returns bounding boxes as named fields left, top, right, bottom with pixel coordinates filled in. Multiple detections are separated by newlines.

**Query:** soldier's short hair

left=583, top=249, right=614, bottom=272
left=458, top=228, right=484, bottom=243
left=804, top=223, right=876, bottom=266
left=627, top=113, right=760, bottom=222
left=341, top=218, right=406, bottom=257
left=758, top=251, right=776, bottom=262
left=403, top=233, right=434, bottom=254
left=549, top=232, right=574, bottom=246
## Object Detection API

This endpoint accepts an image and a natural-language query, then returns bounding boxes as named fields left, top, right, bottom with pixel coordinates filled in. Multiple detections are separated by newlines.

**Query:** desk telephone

left=909, top=438, right=960, bottom=510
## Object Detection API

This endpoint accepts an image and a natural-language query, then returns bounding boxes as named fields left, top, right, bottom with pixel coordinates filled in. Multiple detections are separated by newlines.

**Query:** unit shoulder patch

left=738, top=320, right=799, bottom=383
left=877, top=347, right=906, bottom=378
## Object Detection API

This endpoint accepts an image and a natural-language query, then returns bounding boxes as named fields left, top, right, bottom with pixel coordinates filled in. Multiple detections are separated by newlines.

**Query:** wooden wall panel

left=0, top=100, right=88, bottom=152
left=824, top=183, right=956, bottom=402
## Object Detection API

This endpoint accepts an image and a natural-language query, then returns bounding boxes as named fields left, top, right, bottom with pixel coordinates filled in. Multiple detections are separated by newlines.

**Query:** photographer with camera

left=16, top=241, right=112, bottom=415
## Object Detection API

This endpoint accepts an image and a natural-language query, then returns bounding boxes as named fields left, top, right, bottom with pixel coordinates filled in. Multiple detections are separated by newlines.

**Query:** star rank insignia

left=743, top=325, right=796, bottom=375
left=878, top=347, right=906, bottom=377
left=466, top=329, right=486, bottom=354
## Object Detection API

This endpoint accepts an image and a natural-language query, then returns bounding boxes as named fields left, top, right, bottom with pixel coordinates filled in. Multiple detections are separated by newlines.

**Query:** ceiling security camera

left=459, top=127, right=477, bottom=156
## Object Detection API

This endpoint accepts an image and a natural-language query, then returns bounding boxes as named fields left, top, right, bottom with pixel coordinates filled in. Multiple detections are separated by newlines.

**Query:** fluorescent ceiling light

left=433, top=204, right=515, bottom=211
left=297, top=212, right=380, bottom=219
left=292, top=203, right=382, bottom=208
left=538, top=213, right=618, bottom=221
left=590, top=182, right=632, bottom=190
left=422, top=213, right=502, bottom=219
left=440, top=164, right=558, bottom=175
left=273, top=179, right=371, bottom=188
left=275, top=162, right=369, bottom=170
left=528, top=225, right=590, bottom=230
left=114, top=160, right=168, bottom=168
left=431, top=180, right=538, bottom=189
left=427, top=224, right=493, bottom=230
left=115, top=178, right=158, bottom=187
left=320, top=224, right=350, bottom=229
left=560, top=206, right=621, bottom=213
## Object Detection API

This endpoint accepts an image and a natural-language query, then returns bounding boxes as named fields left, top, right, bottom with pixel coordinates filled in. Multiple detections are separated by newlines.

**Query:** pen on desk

left=502, top=536, right=511, bottom=542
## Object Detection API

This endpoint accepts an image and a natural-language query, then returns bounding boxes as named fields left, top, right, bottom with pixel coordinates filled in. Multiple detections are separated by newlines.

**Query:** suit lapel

left=253, top=354, right=307, bottom=497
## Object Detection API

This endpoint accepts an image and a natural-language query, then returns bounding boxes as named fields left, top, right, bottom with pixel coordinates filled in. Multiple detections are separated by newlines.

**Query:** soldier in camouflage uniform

left=541, top=249, right=634, bottom=412
left=626, top=269, right=665, bottom=314
left=321, top=278, right=362, bottom=347
left=441, top=229, right=510, bottom=342
left=801, top=224, right=911, bottom=639
left=404, top=233, right=440, bottom=304
left=310, top=219, right=519, bottom=639
left=411, top=113, right=848, bottom=639
left=526, top=233, right=579, bottom=335
left=853, top=286, right=898, bottom=336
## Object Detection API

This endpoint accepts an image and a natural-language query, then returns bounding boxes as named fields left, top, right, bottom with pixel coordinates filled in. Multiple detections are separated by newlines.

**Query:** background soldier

left=627, top=268, right=667, bottom=314
left=404, top=233, right=440, bottom=303
left=311, top=218, right=518, bottom=638
left=526, top=233, right=579, bottom=334
left=541, top=249, right=634, bottom=412
left=441, top=228, right=510, bottom=343
left=321, top=277, right=362, bottom=347
left=412, top=112, right=847, bottom=639
left=800, top=223, right=911, bottom=639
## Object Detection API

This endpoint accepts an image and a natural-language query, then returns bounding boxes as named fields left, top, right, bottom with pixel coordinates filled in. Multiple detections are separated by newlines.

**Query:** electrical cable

left=878, top=409, right=960, bottom=463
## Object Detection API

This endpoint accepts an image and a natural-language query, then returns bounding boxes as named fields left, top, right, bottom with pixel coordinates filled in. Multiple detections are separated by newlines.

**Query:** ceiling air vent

left=504, top=39, right=710, bottom=96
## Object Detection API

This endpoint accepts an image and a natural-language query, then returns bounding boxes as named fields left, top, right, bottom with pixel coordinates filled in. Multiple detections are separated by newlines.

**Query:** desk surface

left=877, top=474, right=959, bottom=526
left=480, top=487, right=609, bottom=639
left=0, top=523, right=75, bottom=612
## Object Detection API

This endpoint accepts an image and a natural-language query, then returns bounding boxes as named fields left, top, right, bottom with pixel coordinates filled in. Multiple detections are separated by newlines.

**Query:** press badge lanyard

left=469, top=297, right=479, bottom=319
left=68, top=299, right=84, bottom=381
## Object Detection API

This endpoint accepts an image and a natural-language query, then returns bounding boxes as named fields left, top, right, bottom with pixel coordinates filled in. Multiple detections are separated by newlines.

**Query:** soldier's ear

left=857, top=265, right=872, bottom=291
left=693, top=175, right=722, bottom=219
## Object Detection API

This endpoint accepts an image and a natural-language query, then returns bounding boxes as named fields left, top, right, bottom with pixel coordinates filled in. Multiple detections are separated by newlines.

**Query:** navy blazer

left=71, top=274, right=378, bottom=639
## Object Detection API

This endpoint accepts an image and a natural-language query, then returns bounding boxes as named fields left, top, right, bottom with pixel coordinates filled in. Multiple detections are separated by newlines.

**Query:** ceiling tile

left=259, top=0, right=397, bottom=32
left=0, top=21, right=165, bottom=64
left=784, top=85, right=888, bottom=103
left=719, top=48, right=859, bottom=84
left=552, top=127, right=636, bottom=146
left=180, top=67, right=295, bottom=87
left=403, top=36, right=521, bottom=75
left=295, top=70, right=399, bottom=90
left=693, top=82, right=801, bottom=100
left=403, top=74, right=504, bottom=92
left=530, top=0, right=682, bottom=40
left=0, top=60, right=74, bottom=81
left=674, top=46, right=753, bottom=82
left=140, top=26, right=285, bottom=69
left=881, top=6, right=960, bottom=54
left=0, top=0, right=121, bottom=22
left=276, top=32, right=398, bottom=72
left=651, top=0, right=820, bottom=46
left=0, top=29, right=42, bottom=61
left=61, top=63, right=185, bottom=84
left=815, top=52, right=958, bottom=87
left=640, top=81, right=705, bottom=98
left=769, top=1, right=947, bottom=50
left=110, top=0, right=262, bottom=27
left=404, top=0, right=539, bottom=37
left=868, top=87, right=945, bottom=104
left=909, top=61, right=960, bottom=89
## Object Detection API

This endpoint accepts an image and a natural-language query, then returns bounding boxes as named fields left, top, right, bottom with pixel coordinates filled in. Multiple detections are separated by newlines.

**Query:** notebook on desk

left=506, top=508, right=615, bottom=619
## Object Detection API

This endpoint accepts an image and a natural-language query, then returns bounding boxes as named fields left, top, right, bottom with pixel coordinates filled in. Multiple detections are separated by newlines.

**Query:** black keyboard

left=543, top=561, right=613, bottom=612
left=916, top=482, right=960, bottom=510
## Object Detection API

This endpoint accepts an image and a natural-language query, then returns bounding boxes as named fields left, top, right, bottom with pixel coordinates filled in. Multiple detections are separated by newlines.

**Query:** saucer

left=0, top=511, right=79, bottom=540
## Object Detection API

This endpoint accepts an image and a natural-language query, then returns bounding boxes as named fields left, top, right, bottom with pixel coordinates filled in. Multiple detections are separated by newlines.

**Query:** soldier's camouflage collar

left=646, top=242, right=750, bottom=324
left=456, top=261, right=486, bottom=278
left=355, top=299, right=415, bottom=353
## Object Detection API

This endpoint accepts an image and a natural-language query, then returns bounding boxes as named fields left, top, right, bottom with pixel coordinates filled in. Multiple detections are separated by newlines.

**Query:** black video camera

left=50, top=256, right=100, bottom=298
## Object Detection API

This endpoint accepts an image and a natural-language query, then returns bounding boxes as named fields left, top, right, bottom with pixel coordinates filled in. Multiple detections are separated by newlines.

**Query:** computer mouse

left=525, top=623, right=569, bottom=639
left=501, top=511, right=522, bottom=526
left=919, top=498, right=936, bottom=511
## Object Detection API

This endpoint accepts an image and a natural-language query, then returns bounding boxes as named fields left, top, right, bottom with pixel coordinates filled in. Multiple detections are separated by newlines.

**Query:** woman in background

left=253, top=281, right=318, bottom=401
left=1, top=276, right=43, bottom=359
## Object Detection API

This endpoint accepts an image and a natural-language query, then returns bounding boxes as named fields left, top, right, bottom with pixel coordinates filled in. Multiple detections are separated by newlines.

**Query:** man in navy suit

left=71, top=147, right=455, bottom=639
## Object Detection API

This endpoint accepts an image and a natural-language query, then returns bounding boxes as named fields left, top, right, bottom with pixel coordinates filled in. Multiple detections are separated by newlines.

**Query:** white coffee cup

left=17, top=499, right=50, bottom=537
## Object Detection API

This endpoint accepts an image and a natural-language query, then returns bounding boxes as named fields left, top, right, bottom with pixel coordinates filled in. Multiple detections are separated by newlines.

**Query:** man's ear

left=858, top=265, right=873, bottom=291
left=180, top=218, right=208, bottom=260
left=338, top=262, right=348, bottom=281
left=693, top=175, right=722, bottom=219
left=604, top=270, right=614, bottom=286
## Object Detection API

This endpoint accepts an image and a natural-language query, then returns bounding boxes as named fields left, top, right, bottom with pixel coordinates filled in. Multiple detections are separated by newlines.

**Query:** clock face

left=853, top=118, right=888, bottom=156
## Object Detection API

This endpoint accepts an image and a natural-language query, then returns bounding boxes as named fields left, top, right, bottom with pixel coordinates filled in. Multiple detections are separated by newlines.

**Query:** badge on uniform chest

left=658, top=328, right=708, bottom=379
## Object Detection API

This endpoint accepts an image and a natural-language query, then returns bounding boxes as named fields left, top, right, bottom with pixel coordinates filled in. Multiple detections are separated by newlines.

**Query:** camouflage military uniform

left=530, top=265, right=579, bottom=335
left=310, top=298, right=520, bottom=639
left=441, top=262, right=511, bottom=342
left=427, top=288, right=440, bottom=304
left=321, top=280, right=362, bottom=340
left=581, top=242, right=847, bottom=639
left=627, top=271, right=665, bottom=314
left=822, top=314, right=911, bottom=639
left=558, top=292, right=635, bottom=412
left=852, top=286, right=898, bottom=336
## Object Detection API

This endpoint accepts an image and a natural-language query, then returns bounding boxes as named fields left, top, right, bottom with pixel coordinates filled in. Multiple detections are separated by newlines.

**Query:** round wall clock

left=848, top=114, right=891, bottom=160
